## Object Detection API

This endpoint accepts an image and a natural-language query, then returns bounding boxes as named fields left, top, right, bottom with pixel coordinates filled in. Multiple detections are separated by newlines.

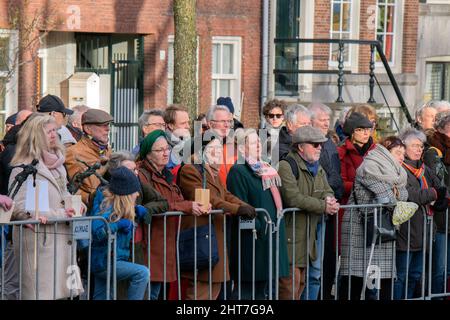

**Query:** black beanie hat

left=343, top=112, right=373, bottom=136
left=109, top=167, right=141, bottom=196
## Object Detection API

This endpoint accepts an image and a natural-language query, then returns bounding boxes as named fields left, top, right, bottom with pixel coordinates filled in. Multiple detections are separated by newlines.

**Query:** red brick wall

left=313, top=0, right=331, bottom=70
left=0, top=0, right=262, bottom=128
left=359, top=0, right=376, bottom=73
left=402, top=0, right=419, bottom=73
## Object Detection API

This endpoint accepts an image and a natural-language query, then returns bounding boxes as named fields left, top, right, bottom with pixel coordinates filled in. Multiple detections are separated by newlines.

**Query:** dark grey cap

left=292, top=125, right=328, bottom=144
left=37, top=94, right=73, bottom=115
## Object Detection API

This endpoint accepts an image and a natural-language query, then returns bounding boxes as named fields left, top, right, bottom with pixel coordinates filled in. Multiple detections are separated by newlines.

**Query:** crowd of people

left=0, top=94, right=450, bottom=301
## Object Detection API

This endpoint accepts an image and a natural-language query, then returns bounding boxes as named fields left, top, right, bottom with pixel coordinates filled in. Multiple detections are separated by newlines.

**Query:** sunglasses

left=306, top=142, right=323, bottom=148
left=266, top=113, right=283, bottom=119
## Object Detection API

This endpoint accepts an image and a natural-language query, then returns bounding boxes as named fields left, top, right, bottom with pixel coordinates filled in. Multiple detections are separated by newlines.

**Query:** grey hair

left=138, top=109, right=165, bottom=130
left=399, top=128, right=427, bottom=146
left=206, top=105, right=231, bottom=121
left=425, top=100, right=450, bottom=112
left=308, top=102, right=332, bottom=120
left=435, top=111, right=450, bottom=130
left=415, top=101, right=438, bottom=121
left=108, top=150, right=136, bottom=172
left=68, top=105, right=90, bottom=125
left=284, top=104, right=311, bottom=124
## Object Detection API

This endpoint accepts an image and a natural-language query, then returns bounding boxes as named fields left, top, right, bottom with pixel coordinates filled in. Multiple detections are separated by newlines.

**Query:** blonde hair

left=100, top=189, right=136, bottom=222
left=347, top=104, right=378, bottom=122
left=11, top=113, right=64, bottom=166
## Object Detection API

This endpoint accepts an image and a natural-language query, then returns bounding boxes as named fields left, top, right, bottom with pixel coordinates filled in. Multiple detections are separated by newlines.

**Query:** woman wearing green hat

left=137, top=130, right=210, bottom=300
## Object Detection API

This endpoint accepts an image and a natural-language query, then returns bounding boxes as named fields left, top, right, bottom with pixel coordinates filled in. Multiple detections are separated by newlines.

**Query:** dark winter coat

left=226, top=162, right=289, bottom=281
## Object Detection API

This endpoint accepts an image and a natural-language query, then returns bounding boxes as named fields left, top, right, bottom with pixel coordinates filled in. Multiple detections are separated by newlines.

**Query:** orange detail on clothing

left=218, top=143, right=237, bottom=186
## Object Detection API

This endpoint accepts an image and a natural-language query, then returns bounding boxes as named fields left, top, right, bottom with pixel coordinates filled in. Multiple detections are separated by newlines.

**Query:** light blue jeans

left=301, top=220, right=324, bottom=300
left=432, top=232, right=450, bottom=296
left=94, top=260, right=149, bottom=300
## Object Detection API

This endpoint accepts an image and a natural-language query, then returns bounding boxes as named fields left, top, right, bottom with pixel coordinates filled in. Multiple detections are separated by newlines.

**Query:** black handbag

left=363, top=206, right=397, bottom=246
left=352, top=185, right=397, bottom=246
left=178, top=223, right=219, bottom=272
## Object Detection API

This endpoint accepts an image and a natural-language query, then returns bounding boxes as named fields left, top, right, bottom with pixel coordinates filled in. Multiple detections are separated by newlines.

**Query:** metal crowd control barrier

left=2, top=207, right=449, bottom=301
left=128, top=209, right=277, bottom=300
left=0, top=216, right=113, bottom=300
left=276, top=205, right=450, bottom=301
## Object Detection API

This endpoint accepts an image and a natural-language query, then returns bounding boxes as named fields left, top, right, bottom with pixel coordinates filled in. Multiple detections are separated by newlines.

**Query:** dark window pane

left=0, top=36, right=9, bottom=72
left=276, top=0, right=300, bottom=38
left=275, top=43, right=299, bottom=96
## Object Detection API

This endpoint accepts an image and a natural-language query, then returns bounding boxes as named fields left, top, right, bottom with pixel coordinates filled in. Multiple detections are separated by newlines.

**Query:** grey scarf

left=356, top=144, right=408, bottom=188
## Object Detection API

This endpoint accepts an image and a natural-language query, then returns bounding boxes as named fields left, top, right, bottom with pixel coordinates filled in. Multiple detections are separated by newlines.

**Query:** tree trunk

left=173, top=0, right=197, bottom=122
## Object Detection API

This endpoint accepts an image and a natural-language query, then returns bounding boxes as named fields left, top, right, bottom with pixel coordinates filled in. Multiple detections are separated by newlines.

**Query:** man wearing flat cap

left=278, top=125, right=339, bottom=300
left=65, top=109, right=113, bottom=207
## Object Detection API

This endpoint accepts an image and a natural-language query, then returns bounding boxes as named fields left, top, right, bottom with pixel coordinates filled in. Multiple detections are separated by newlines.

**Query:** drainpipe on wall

left=260, top=0, right=270, bottom=129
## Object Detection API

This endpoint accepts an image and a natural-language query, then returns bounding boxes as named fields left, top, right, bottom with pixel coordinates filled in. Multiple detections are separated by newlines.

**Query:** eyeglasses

left=409, top=144, right=424, bottom=150
left=151, top=146, right=171, bottom=154
left=50, top=111, right=67, bottom=119
left=146, top=122, right=166, bottom=129
left=305, top=142, right=323, bottom=148
left=354, top=128, right=372, bottom=134
left=211, top=120, right=233, bottom=126
left=266, top=113, right=284, bottom=119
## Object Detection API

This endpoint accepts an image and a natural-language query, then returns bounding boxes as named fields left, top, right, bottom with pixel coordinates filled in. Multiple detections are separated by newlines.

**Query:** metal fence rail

left=1, top=206, right=449, bottom=300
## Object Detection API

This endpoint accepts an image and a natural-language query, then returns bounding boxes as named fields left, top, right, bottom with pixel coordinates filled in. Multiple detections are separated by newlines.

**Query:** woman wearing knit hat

left=137, top=129, right=210, bottom=300
left=338, top=112, right=376, bottom=205
left=91, top=166, right=150, bottom=300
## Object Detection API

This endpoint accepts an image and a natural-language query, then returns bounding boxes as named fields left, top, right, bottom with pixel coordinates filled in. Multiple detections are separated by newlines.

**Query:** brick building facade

left=0, top=0, right=422, bottom=137
left=0, top=0, right=262, bottom=132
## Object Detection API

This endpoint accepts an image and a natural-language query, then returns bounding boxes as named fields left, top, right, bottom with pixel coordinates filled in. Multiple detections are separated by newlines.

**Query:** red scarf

left=402, top=161, right=432, bottom=216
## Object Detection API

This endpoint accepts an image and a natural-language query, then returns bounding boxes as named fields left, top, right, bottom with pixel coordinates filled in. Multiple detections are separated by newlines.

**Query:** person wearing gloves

left=91, top=166, right=150, bottom=300
left=137, top=129, right=210, bottom=300
left=178, top=137, right=257, bottom=300
left=278, top=125, right=339, bottom=300
left=394, top=128, right=448, bottom=299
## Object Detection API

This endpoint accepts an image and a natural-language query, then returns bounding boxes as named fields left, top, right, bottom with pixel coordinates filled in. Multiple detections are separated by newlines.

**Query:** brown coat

left=178, top=164, right=246, bottom=283
left=65, top=137, right=111, bottom=206
left=138, top=159, right=192, bottom=282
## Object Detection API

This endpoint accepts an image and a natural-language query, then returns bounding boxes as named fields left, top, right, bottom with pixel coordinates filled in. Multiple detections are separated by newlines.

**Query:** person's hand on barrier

left=436, top=187, right=447, bottom=201
left=65, top=208, right=76, bottom=218
left=117, top=218, right=133, bottom=233
left=134, top=205, right=148, bottom=220
left=192, top=202, right=207, bottom=216
left=25, top=216, right=48, bottom=231
left=38, top=216, right=48, bottom=224
left=0, top=195, right=13, bottom=211
left=325, top=201, right=339, bottom=215
left=237, top=205, right=257, bottom=219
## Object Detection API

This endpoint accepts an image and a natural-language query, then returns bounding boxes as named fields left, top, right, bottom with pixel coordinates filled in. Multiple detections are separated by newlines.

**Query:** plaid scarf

left=402, top=161, right=432, bottom=216
left=247, top=159, right=283, bottom=217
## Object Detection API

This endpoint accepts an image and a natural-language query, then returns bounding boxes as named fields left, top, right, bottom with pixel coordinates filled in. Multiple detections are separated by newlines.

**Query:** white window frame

left=0, top=29, right=19, bottom=135
left=329, top=0, right=355, bottom=68
left=211, top=36, right=242, bottom=119
left=167, top=35, right=199, bottom=108
left=375, top=0, right=404, bottom=72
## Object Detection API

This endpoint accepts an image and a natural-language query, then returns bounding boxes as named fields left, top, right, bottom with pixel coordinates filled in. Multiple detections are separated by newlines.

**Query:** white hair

left=399, top=128, right=427, bottom=146
left=284, top=104, right=311, bottom=124
left=206, top=105, right=231, bottom=121
left=308, top=102, right=332, bottom=120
